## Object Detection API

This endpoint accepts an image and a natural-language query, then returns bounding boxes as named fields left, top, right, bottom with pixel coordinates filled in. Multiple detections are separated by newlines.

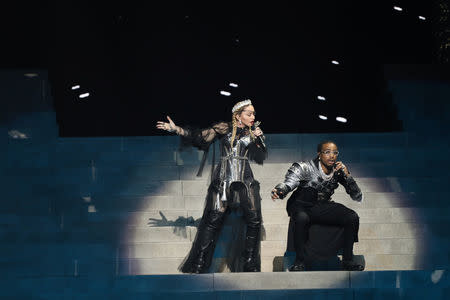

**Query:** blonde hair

left=230, top=104, right=255, bottom=146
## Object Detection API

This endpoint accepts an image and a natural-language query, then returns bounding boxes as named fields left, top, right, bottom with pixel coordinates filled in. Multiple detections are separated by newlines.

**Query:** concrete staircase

left=1, top=70, right=450, bottom=299
left=2, top=132, right=450, bottom=277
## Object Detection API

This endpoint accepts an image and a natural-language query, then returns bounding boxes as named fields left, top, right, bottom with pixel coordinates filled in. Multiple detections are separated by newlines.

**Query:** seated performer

left=156, top=99, right=266, bottom=273
left=271, top=141, right=364, bottom=271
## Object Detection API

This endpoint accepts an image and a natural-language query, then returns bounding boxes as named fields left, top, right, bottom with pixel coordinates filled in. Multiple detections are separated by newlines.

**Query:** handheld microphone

left=251, top=121, right=266, bottom=149
left=333, top=162, right=345, bottom=178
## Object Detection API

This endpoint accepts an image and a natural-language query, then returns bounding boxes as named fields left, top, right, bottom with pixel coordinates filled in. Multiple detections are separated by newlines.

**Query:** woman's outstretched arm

left=156, top=116, right=229, bottom=150
left=156, top=116, right=187, bottom=136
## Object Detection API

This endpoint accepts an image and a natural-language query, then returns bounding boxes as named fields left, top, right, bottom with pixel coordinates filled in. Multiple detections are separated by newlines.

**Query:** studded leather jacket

left=274, top=160, right=363, bottom=204
left=181, top=122, right=266, bottom=208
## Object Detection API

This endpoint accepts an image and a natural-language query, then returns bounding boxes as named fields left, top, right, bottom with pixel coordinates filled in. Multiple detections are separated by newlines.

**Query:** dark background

left=1, top=1, right=443, bottom=136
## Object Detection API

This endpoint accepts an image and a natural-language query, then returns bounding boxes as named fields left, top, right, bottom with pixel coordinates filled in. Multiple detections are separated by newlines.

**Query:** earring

left=239, top=119, right=242, bottom=125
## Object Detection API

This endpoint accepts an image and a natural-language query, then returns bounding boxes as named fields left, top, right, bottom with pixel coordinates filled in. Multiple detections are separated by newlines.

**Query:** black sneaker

left=288, top=260, right=306, bottom=272
left=342, top=260, right=364, bottom=271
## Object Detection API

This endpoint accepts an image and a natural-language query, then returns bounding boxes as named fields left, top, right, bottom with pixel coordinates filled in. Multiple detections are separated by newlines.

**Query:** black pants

left=291, top=198, right=359, bottom=262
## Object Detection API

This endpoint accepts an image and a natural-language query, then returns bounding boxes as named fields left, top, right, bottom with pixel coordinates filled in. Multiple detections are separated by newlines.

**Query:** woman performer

left=156, top=99, right=266, bottom=273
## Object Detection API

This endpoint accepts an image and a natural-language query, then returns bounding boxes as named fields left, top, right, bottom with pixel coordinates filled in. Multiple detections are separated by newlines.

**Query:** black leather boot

left=242, top=236, right=260, bottom=272
left=242, top=210, right=261, bottom=272
left=190, top=240, right=213, bottom=274
left=181, top=210, right=225, bottom=273
left=289, top=260, right=306, bottom=272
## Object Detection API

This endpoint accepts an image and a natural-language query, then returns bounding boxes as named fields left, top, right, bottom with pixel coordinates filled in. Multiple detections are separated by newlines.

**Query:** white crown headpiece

left=232, top=99, right=252, bottom=113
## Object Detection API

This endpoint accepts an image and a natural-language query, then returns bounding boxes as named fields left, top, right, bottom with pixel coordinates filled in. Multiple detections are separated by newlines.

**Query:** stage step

left=2, top=236, right=447, bottom=262
left=1, top=221, right=447, bottom=243
left=1, top=235, right=446, bottom=260
left=61, top=192, right=450, bottom=212
left=1, top=252, right=447, bottom=277
left=2, top=270, right=448, bottom=300
left=3, top=190, right=448, bottom=215
left=34, top=206, right=445, bottom=226
left=1, top=205, right=438, bottom=226
left=4, top=161, right=448, bottom=182
left=0, top=176, right=430, bottom=200
left=117, top=255, right=450, bottom=274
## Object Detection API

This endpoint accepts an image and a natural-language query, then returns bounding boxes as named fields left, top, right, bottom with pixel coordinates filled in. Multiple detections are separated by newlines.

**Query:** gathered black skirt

left=286, top=187, right=359, bottom=261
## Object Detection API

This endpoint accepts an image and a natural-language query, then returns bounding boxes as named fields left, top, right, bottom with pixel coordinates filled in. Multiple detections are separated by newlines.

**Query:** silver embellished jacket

left=274, top=160, right=363, bottom=203
left=181, top=122, right=266, bottom=209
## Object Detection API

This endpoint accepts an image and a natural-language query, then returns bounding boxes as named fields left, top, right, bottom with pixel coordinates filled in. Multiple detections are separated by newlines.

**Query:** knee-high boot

left=242, top=210, right=261, bottom=272
left=186, top=210, right=225, bottom=273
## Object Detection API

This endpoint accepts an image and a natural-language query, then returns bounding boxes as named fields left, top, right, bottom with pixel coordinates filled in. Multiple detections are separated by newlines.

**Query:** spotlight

left=220, top=91, right=231, bottom=96
left=79, top=93, right=90, bottom=99
left=24, top=73, right=38, bottom=78
left=317, top=96, right=326, bottom=101
left=331, top=60, right=340, bottom=65
left=319, top=115, right=328, bottom=120
left=336, top=117, right=347, bottom=123
left=82, top=196, right=91, bottom=203
left=88, top=205, right=97, bottom=213
left=71, top=85, right=80, bottom=90
left=8, top=130, right=29, bottom=139
left=229, top=83, right=239, bottom=88
left=393, top=6, right=403, bottom=11
left=418, top=16, right=426, bottom=20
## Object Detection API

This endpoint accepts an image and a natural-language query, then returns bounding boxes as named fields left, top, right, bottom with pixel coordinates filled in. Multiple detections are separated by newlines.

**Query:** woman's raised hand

left=156, top=116, right=177, bottom=133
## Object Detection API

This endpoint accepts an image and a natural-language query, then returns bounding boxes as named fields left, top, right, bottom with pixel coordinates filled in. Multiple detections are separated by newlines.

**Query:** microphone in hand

left=251, top=121, right=266, bottom=149
left=333, top=162, right=345, bottom=178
